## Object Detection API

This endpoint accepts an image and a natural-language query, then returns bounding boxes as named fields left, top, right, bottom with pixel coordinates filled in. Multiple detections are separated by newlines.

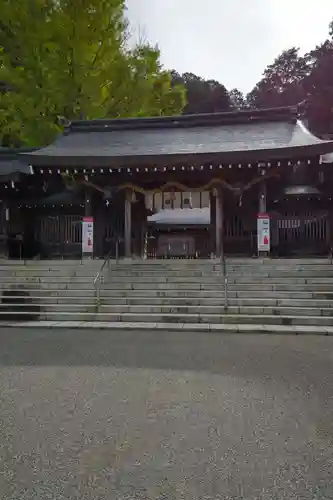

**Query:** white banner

left=82, top=216, right=94, bottom=254
left=257, top=213, right=270, bottom=252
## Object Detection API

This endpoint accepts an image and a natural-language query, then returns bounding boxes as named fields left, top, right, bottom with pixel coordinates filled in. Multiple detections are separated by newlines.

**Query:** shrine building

left=1, top=105, right=333, bottom=259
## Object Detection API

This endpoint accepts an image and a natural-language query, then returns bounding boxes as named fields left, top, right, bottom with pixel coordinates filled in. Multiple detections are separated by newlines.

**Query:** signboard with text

left=82, top=216, right=94, bottom=254
left=257, top=213, right=270, bottom=253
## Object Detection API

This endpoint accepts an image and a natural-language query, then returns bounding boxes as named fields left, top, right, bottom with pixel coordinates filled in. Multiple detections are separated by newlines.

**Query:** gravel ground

left=0, top=328, right=332, bottom=500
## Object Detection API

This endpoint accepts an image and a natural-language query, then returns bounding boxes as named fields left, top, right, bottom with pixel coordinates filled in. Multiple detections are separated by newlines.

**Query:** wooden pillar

left=328, top=208, right=333, bottom=258
left=84, top=188, right=92, bottom=217
left=209, top=191, right=216, bottom=257
left=124, top=190, right=132, bottom=258
left=1, top=202, right=9, bottom=257
left=215, top=188, right=223, bottom=258
left=131, top=192, right=146, bottom=259
left=94, top=202, right=106, bottom=259
left=140, top=196, right=148, bottom=259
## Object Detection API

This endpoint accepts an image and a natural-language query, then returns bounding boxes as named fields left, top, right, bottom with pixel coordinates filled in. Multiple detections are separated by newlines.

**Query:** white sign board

left=257, top=213, right=270, bottom=252
left=82, top=216, right=94, bottom=254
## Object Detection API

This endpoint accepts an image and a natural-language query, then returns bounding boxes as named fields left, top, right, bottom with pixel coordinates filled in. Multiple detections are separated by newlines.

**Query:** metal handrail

left=221, top=252, right=228, bottom=310
left=93, top=254, right=110, bottom=285
left=93, top=246, right=115, bottom=307
left=93, top=238, right=121, bottom=285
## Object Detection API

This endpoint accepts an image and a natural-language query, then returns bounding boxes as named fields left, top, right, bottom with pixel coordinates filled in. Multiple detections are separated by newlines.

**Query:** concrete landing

left=1, top=320, right=332, bottom=335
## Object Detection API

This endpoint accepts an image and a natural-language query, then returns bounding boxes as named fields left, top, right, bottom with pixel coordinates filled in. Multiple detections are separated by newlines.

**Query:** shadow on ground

left=0, top=327, right=332, bottom=391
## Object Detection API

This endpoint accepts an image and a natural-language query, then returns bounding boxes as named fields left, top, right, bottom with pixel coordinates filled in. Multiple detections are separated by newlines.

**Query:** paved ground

left=5, top=320, right=333, bottom=335
left=0, top=328, right=332, bottom=500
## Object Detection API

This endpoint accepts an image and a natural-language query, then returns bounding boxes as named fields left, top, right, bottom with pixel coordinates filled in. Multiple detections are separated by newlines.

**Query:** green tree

left=246, top=20, right=333, bottom=137
left=246, top=48, right=309, bottom=109
left=0, top=0, right=185, bottom=147
left=229, top=88, right=247, bottom=110
left=171, top=71, right=232, bottom=114
left=302, top=24, right=333, bottom=136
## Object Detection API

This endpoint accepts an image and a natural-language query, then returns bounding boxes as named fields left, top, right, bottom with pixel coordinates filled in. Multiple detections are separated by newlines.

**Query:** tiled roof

left=22, top=107, right=333, bottom=167
left=0, top=148, right=35, bottom=176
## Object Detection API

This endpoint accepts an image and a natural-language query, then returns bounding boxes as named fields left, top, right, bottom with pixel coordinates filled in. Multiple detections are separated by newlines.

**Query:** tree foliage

left=229, top=88, right=247, bottom=110
left=0, top=0, right=186, bottom=147
left=171, top=71, right=234, bottom=114
left=303, top=36, right=333, bottom=136
left=246, top=21, right=333, bottom=137
left=246, top=48, right=309, bottom=109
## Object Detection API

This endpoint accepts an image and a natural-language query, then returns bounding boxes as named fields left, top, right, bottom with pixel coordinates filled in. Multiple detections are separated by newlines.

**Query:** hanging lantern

left=283, top=185, right=321, bottom=196
left=283, top=159, right=321, bottom=196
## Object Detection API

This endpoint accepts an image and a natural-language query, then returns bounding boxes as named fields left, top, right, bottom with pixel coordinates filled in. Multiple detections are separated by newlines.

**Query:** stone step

left=3, top=309, right=332, bottom=326
left=0, top=258, right=331, bottom=265
left=107, top=265, right=222, bottom=271
left=0, top=302, right=94, bottom=311
left=2, top=289, right=330, bottom=301
left=2, top=287, right=333, bottom=301
left=170, top=260, right=328, bottom=263
left=218, top=284, right=333, bottom=291
left=12, top=296, right=332, bottom=311
left=0, top=295, right=96, bottom=304
left=0, top=266, right=77, bottom=276
left=104, top=269, right=223, bottom=279
left=4, top=282, right=333, bottom=294
left=112, top=261, right=330, bottom=267
left=111, top=265, right=333, bottom=271
left=107, top=272, right=333, bottom=280
left=100, top=289, right=328, bottom=299
left=95, top=304, right=333, bottom=316
left=106, top=277, right=226, bottom=283
left=2, top=320, right=331, bottom=336
left=35, top=312, right=333, bottom=326
left=226, top=264, right=333, bottom=269
left=226, top=278, right=333, bottom=284
left=0, top=271, right=99, bottom=277
left=0, top=259, right=92, bottom=263
left=0, top=284, right=95, bottom=291
left=2, top=265, right=333, bottom=275
left=101, top=283, right=224, bottom=290
left=97, top=297, right=333, bottom=308
left=0, top=289, right=95, bottom=295
left=101, top=289, right=224, bottom=298
left=2, top=265, right=105, bottom=270
left=2, top=276, right=333, bottom=287
left=105, top=275, right=333, bottom=283
left=115, top=270, right=333, bottom=274
left=0, top=276, right=97, bottom=283
left=99, top=283, right=333, bottom=292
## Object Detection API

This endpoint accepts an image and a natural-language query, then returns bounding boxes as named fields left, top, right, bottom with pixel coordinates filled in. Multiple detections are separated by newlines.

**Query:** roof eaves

left=21, top=140, right=333, bottom=168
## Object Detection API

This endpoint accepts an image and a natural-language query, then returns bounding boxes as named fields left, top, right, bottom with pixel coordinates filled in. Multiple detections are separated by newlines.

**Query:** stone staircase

left=1, top=258, right=333, bottom=333
left=96, top=258, right=333, bottom=330
left=0, top=260, right=101, bottom=321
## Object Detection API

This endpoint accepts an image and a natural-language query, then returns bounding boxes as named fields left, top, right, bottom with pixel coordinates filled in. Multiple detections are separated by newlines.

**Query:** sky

left=126, top=0, right=333, bottom=95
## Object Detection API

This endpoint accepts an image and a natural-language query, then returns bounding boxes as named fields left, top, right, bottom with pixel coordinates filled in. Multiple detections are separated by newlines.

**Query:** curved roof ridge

left=67, top=106, right=298, bottom=133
